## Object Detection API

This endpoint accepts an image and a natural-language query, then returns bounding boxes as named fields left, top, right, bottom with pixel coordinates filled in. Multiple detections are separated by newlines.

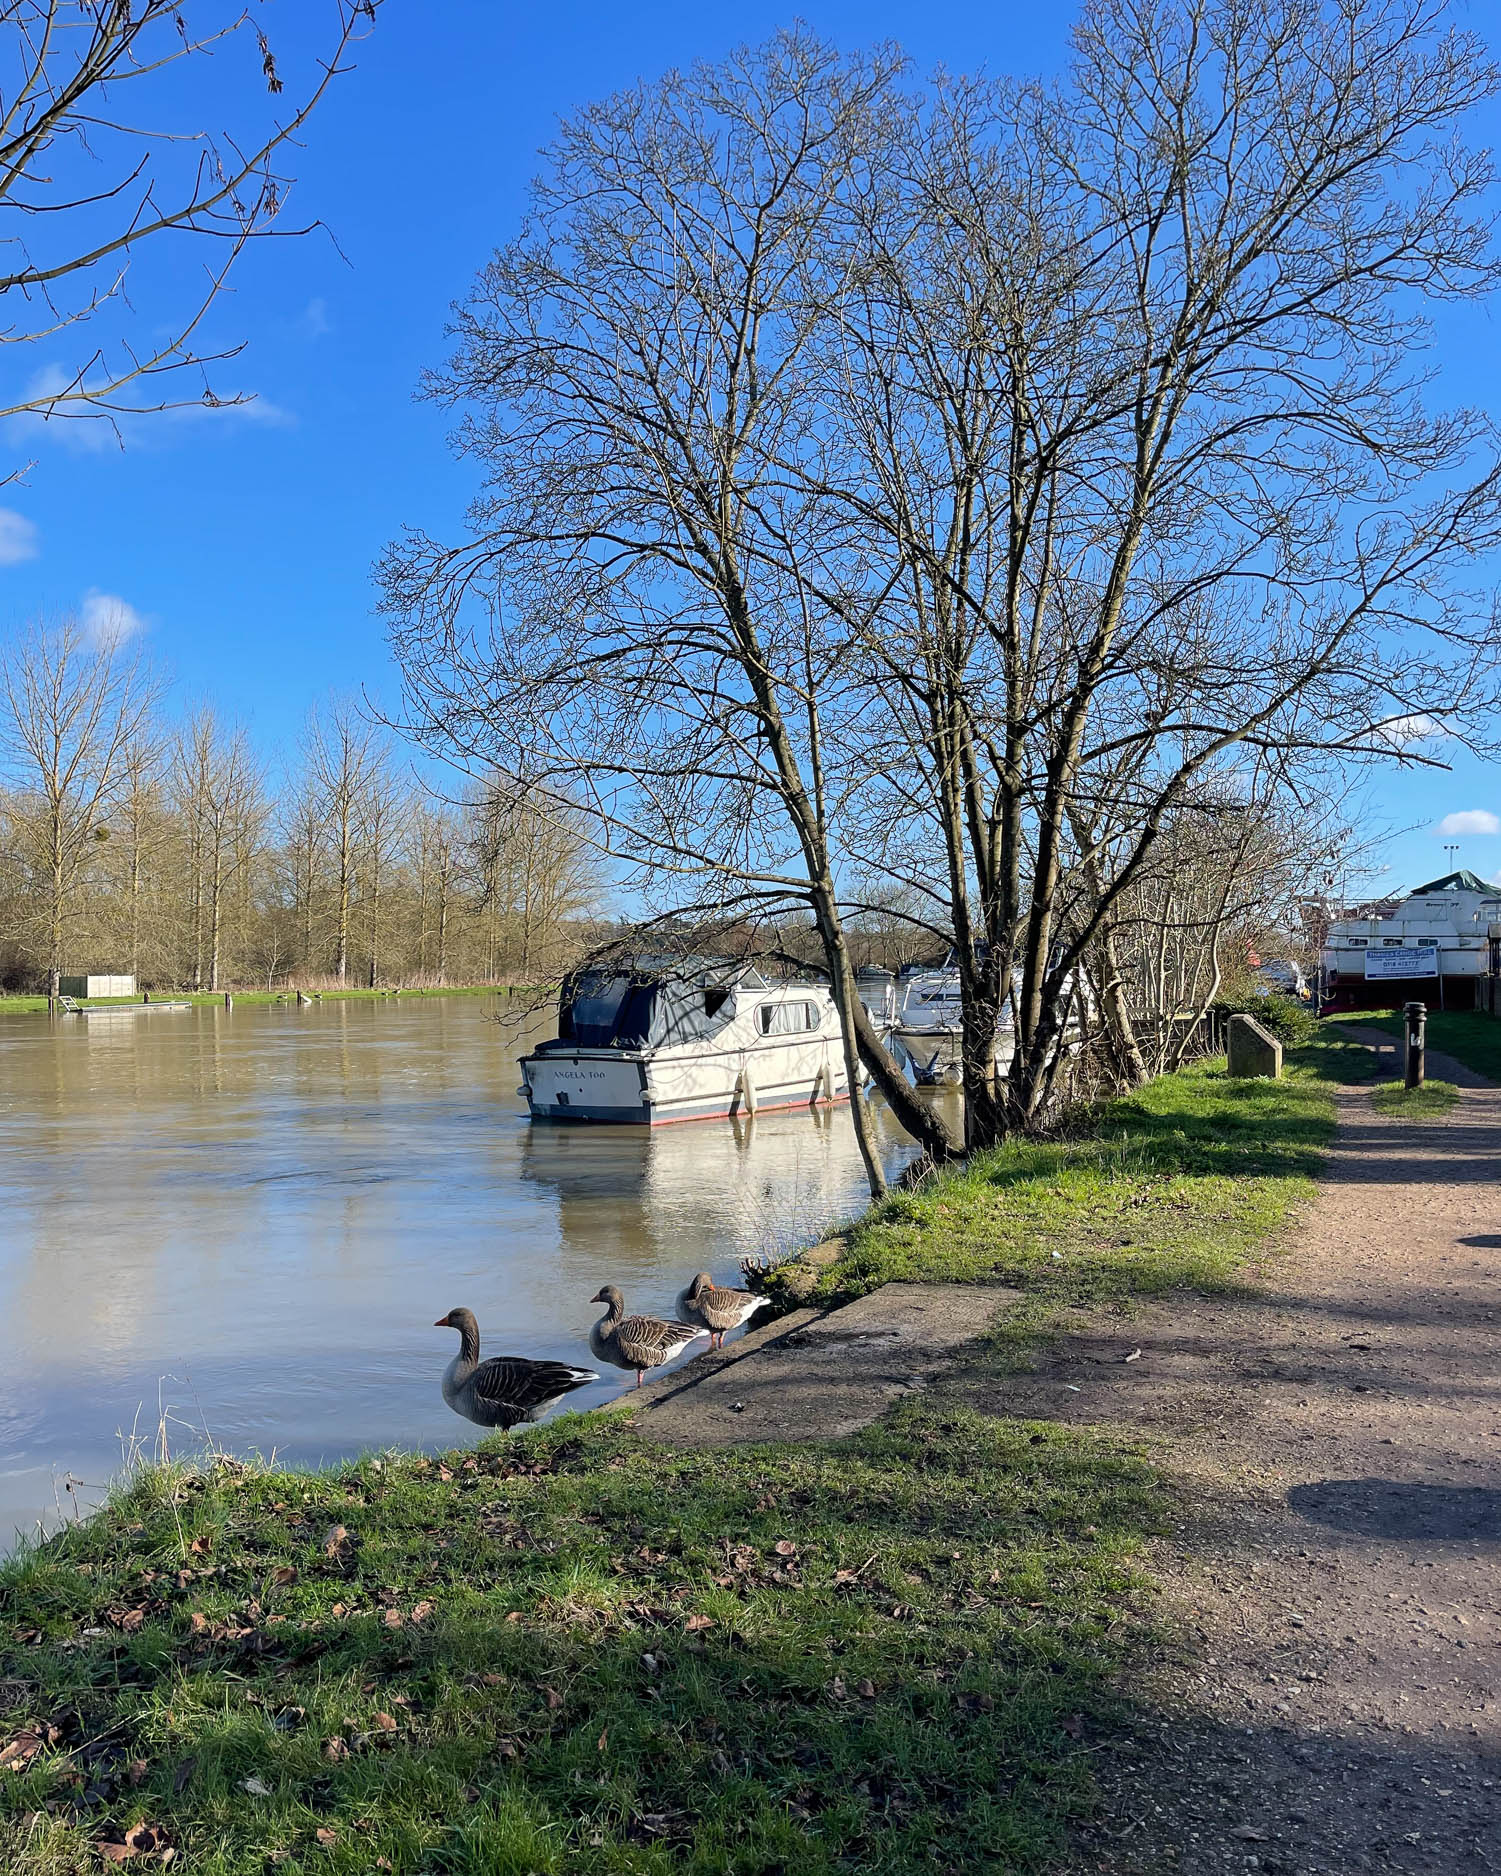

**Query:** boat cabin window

left=704, top=987, right=732, bottom=1019
left=757, top=1001, right=820, bottom=1036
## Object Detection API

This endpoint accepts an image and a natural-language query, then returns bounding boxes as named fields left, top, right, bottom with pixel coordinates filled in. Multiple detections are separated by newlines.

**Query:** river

left=0, top=995, right=921, bottom=1550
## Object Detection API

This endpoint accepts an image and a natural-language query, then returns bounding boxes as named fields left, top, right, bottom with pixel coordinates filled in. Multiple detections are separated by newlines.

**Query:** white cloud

left=300, top=297, right=332, bottom=339
left=81, top=589, right=146, bottom=650
left=0, top=507, right=39, bottom=564
left=8, top=362, right=291, bottom=453
left=1436, top=809, right=1500, bottom=837
left=1376, top=712, right=1447, bottom=749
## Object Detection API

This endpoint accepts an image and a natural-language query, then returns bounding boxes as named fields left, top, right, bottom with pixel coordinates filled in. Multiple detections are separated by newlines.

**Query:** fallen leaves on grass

left=96, top=1822, right=175, bottom=1863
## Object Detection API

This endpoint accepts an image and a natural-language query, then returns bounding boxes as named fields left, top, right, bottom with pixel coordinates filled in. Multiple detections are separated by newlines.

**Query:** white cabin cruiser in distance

left=519, top=962, right=848, bottom=1125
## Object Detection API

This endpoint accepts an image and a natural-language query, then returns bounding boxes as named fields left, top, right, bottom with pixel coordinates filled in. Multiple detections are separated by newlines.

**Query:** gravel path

left=991, top=1065, right=1501, bottom=1874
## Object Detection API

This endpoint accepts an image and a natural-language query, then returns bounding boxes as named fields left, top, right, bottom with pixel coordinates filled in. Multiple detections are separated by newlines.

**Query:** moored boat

left=519, top=962, right=848, bottom=1125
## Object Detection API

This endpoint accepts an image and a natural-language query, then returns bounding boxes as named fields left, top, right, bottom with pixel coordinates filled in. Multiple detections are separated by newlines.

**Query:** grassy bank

left=1, top=1415, right=1159, bottom=1875
left=774, top=1032, right=1362, bottom=1319
left=0, top=1037, right=1365, bottom=1874
left=1334, top=1006, right=1501, bottom=1083
left=0, top=985, right=535, bottom=1017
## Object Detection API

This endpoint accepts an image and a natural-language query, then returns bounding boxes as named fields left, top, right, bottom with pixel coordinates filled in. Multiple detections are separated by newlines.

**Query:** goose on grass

left=589, top=1285, right=707, bottom=1388
left=674, top=1271, right=771, bottom=1350
left=434, top=1307, right=598, bottom=1430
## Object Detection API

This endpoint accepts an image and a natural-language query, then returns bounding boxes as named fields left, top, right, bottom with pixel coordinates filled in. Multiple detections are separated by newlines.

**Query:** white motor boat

left=891, top=965, right=1019, bottom=1084
left=519, top=963, right=848, bottom=1125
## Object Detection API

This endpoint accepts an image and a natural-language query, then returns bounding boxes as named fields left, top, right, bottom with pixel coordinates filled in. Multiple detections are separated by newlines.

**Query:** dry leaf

left=322, top=1525, right=349, bottom=1559
left=410, top=1599, right=433, bottom=1623
left=241, top=1775, right=272, bottom=1796
left=188, top=1535, right=213, bottom=1556
left=322, top=1738, right=349, bottom=1764
left=373, top=1712, right=397, bottom=1733
left=543, top=1687, right=563, bottom=1711
left=857, top=1679, right=876, bottom=1699
left=315, top=1828, right=338, bottom=1847
left=128, top=1759, right=149, bottom=1786
left=1061, top=1714, right=1084, bottom=1739
left=596, top=1728, right=608, bottom=1753
left=774, top=1540, right=797, bottom=1557
left=684, top=1613, right=714, bottom=1633
left=272, top=1567, right=297, bottom=1588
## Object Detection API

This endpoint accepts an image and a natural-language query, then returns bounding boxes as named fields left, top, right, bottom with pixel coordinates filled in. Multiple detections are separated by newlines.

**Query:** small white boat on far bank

left=519, top=962, right=848, bottom=1126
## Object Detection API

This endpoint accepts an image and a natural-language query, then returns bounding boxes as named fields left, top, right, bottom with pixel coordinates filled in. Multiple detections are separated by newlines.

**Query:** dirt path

left=985, top=1068, right=1501, bottom=1874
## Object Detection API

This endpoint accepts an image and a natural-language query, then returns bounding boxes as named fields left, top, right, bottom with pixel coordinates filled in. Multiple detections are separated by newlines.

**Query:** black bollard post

left=1403, top=999, right=1427, bottom=1090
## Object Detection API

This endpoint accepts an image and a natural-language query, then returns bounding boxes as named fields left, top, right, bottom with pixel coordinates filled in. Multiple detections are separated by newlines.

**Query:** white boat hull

left=523, top=1038, right=848, bottom=1126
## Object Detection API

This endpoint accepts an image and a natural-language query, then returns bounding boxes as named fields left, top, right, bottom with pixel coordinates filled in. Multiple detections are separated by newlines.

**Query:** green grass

left=0, top=986, right=536, bottom=1016
left=0, top=1413, right=1161, bottom=1876
left=1335, top=1007, right=1501, bottom=1084
left=778, top=1038, right=1361, bottom=1317
left=1370, top=1077, right=1459, bottom=1118
left=0, top=1033, right=1370, bottom=1874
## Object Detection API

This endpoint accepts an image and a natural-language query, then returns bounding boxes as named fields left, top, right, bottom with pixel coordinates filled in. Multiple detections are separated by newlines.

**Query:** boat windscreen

left=559, top=973, right=635, bottom=1046
left=557, top=974, right=733, bottom=1049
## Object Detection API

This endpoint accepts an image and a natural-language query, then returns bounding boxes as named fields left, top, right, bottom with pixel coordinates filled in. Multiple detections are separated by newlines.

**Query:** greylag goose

left=675, top=1271, right=771, bottom=1350
left=434, top=1307, right=598, bottom=1429
left=589, top=1285, right=707, bottom=1388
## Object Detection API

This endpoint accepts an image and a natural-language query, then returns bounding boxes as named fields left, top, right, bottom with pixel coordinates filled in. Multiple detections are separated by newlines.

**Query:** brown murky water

left=0, top=996, right=921, bottom=1549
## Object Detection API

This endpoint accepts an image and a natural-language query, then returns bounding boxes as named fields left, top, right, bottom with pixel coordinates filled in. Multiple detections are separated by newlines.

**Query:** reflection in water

left=0, top=998, right=922, bottom=1548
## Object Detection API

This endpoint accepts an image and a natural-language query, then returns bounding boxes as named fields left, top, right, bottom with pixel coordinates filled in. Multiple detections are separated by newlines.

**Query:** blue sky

left=2, top=0, right=1500, bottom=896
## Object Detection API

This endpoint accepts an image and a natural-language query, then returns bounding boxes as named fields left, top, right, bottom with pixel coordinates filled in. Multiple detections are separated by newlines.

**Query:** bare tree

left=172, top=709, right=262, bottom=989
left=802, top=0, right=1501, bottom=1136
left=304, top=698, right=375, bottom=985
left=381, top=33, right=957, bottom=1191
left=1, top=1, right=379, bottom=467
left=410, top=799, right=463, bottom=982
left=357, top=734, right=407, bottom=988
left=0, top=616, right=158, bottom=997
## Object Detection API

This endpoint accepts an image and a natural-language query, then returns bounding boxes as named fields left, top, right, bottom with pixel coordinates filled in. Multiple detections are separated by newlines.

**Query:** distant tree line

left=0, top=620, right=599, bottom=996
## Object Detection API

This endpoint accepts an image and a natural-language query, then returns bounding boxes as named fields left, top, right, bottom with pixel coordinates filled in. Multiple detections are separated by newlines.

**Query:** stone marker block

left=1227, top=1011, right=1283, bottom=1080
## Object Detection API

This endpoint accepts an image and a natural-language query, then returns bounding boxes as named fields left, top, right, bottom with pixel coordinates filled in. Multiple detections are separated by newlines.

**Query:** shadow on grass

left=0, top=1408, right=1164, bottom=1876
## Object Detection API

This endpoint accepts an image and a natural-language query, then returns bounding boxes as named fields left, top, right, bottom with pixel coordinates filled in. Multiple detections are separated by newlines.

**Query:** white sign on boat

left=1363, top=946, right=1439, bottom=980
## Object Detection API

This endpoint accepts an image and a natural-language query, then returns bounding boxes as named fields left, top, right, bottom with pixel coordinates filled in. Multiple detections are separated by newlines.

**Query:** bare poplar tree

left=0, top=617, right=158, bottom=997
left=357, top=734, right=408, bottom=988
left=410, top=800, right=463, bottom=982
left=304, top=699, right=374, bottom=985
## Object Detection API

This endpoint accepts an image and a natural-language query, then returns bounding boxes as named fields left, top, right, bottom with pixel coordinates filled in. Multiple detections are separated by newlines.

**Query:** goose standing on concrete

left=589, top=1286, right=707, bottom=1388
left=434, top=1307, right=598, bottom=1429
left=675, top=1272, right=771, bottom=1350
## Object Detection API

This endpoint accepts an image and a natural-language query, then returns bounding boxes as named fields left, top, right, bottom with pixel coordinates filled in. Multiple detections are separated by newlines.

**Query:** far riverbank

left=0, top=983, right=541, bottom=1016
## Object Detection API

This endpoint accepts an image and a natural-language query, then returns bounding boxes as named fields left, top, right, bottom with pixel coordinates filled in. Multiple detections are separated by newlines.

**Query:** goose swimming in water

left=589, top=1285, right=707, bottom=1388
left=434, top=1307, right=598, bottom=1429
left=675, top=1271, right=771, bottom=1350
